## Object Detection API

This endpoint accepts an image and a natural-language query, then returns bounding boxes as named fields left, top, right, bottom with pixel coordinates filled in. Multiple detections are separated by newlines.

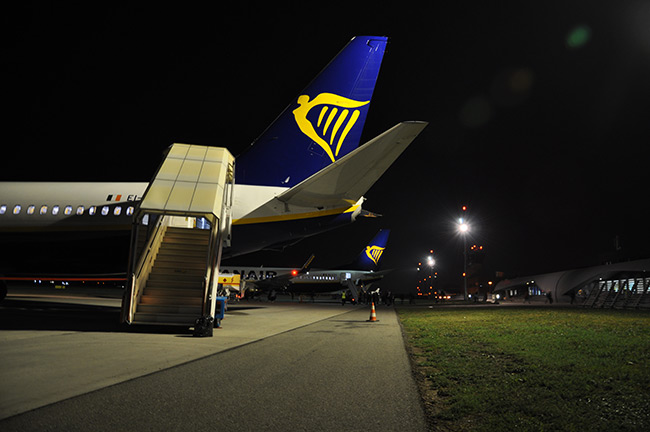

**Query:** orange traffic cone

left=367, top=302, right=378, bottom=322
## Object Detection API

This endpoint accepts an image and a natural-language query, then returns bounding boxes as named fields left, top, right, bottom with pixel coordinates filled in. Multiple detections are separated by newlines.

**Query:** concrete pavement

left=0, top=297, right=427, bottom=431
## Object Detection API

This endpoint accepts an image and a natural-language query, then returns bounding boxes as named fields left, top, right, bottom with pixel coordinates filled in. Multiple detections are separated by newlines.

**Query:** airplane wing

left=362, top=268, right=393, bottom=280
left=275, top=121, right=428, bottom=208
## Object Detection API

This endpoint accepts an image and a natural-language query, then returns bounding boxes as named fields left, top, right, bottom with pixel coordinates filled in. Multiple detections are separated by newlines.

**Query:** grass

left=397, top=306, right=650, bottom=431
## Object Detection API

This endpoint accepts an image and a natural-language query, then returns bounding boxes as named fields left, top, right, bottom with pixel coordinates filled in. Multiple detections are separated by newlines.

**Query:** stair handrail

left=200, top=160, right=234, bottom=321
left=201, top=223, right=220, bottom=319
left=124, top=214, right=169, bottom=323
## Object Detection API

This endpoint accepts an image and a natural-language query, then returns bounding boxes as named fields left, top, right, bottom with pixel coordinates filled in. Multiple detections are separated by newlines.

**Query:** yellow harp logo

left=293, top=93, right=369, bottom=163
left=365, top=245, right=385, bottom=265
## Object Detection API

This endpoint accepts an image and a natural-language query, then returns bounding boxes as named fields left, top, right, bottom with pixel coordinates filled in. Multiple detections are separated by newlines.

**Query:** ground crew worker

left=341, top=291, right=347, bottom=306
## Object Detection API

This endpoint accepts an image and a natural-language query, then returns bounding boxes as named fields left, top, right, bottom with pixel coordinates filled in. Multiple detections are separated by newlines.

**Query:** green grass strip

left=397, top=307, right=650, bottom=431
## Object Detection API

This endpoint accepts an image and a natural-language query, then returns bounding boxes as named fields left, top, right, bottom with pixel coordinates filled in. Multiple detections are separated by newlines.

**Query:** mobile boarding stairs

left=121, top=144, right=234, bottom=335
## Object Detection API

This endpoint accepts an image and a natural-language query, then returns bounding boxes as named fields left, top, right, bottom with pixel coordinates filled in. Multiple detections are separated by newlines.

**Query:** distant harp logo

left=365, top=245, right=385, bottom=265
left=293, top=93, right=369, bottom=163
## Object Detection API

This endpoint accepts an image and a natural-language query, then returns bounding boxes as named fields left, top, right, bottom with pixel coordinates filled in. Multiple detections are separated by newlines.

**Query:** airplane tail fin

left=235, top=36, right=388, bottom=188
left=352, top=229, right=390, bottom=271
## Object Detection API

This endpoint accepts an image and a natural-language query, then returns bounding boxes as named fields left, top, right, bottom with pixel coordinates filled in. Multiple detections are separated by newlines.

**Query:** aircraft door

left=341, top=273, right=358, bottom=301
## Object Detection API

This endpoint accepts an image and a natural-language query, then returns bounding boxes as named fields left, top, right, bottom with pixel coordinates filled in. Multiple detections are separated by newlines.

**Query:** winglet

left=299, top=254, right=316, bottom=273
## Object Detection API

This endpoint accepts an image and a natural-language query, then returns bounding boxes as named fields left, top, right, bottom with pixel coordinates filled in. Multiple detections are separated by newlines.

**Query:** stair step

left=157, top=250, right=208, bottom=259
left=163, top=233, right=210, bottom=242
left=150, top=268, right=207, bottom=276
left=160, top=238, right=210, bottom=246
left=144, top=278, right=203, bottom=288
left=151, top=264, right=207, bottom=273
left=146, top=275, right=204, bottom=285
left=142, top=285, right=203, bottom=298
left=166, top=227, right=211, bottom=234
left=155, top=248, right=207, bottom=256
left=147, top=280, right=204, bottom=289
left=146, top=281, right=203, bottom=290
left=155, top=259, right=207, bottom=267
left=132, top=312, right=198, bottom=325
left=149, top=268, right=206, bottom=278
left=144, top=282, right=203, bottom=292
left=157, top=248, right=209, bottom=257
left=152, top=258, right=208, bottom=268
left=159, top=238, right=208, bottom=245
left=136, top=304, right=202, bottom=315
left=145, top=285, right=204, bottom=294
left=140, top=294, right=202, bottom=306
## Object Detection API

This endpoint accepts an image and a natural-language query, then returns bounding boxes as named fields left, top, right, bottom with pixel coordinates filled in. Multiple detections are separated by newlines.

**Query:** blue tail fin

left=235, top=36, right=388, bottom=188
left=353, top=229, right=390, bottom=271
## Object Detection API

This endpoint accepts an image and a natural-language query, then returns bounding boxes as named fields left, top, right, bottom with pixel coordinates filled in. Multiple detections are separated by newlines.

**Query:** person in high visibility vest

left=341, top=291, right=347, bottom=306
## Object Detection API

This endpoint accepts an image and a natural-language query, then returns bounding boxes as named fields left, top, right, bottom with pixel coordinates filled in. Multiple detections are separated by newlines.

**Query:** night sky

left=4, top=3, right=650, bottom=290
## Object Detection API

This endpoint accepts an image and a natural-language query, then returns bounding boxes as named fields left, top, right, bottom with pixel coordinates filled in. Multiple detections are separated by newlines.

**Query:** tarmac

left=0, top=293, right=428, bottom=431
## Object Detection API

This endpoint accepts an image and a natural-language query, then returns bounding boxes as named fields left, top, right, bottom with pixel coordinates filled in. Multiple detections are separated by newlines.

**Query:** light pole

left=427, top=255, right=435, bottom=274
left=458, top=218, right=469, bottom=301
left=427, top=254, right=435, bottom=297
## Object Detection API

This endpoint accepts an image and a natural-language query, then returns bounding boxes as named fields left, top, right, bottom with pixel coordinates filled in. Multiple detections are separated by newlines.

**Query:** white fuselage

left=222, top=265, right=380, bottom=291
left=0, top=182, right=148, bottom=231
left=0, top=182, right=362, bottom=260
left=0, top=182, right=316, bottom=230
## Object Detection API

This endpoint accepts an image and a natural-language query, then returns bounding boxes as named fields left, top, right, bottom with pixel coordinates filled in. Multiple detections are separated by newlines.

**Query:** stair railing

left=200, top=221, right=221, bottom=320
left=122, top=214, right=169, bottom=323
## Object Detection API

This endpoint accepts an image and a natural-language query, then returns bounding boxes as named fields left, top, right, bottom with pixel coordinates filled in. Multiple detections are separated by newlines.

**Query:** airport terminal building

left=494, top=258, right=650, bottom=309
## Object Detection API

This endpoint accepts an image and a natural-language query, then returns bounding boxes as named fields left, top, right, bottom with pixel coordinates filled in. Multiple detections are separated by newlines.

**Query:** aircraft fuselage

left=0, top=181, right=361, bottom=261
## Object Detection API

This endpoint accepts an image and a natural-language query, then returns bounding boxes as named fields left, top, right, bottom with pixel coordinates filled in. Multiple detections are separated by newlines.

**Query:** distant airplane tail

left=235, top=36, right=388, bottom=188
left=352, top=229, right=390, bottom=271
left=298, top=254, right=315, bottom=274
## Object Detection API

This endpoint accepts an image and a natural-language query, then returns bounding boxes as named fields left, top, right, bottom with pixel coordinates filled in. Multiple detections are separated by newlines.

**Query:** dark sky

left=4, top=3, right=650, bottom=289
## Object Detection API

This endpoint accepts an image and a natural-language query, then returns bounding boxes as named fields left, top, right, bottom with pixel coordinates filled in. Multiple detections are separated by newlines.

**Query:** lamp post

left=458, top=218, right=469, bottom=301
left=427, top=255, right=435, bottom=273
left=416, top=251, right=436, bottom=298
left=427, top=254, right=435, bottom=297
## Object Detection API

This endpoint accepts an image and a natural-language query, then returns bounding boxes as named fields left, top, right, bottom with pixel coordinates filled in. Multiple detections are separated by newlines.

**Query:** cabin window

left=40, top=205, right=48, bottom=215
left=101, top=206, right=109, bottom=216
left=64, top=206, right=73, bottom=216
left=88, top=206, right=96, bottom=216
left=76, top=206, right=84, bottom=215
left=52, top=206, right=60, bottom=215
left=13, top=205, right=22, bottom=214
left=0, top=205, right=6, bottom=215
left=27, top=205, right=35, bottom=215
left=126, top=206, right=134, bottom=216
left=113, top=206, right=121, bottom=216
